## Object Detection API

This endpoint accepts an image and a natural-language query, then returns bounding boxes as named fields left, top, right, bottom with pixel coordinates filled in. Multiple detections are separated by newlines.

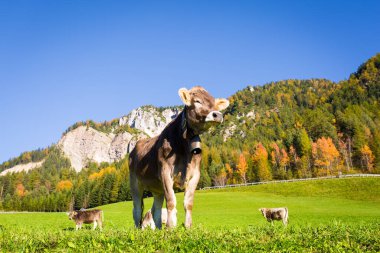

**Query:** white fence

left=200, top=174, right=380, bottom=190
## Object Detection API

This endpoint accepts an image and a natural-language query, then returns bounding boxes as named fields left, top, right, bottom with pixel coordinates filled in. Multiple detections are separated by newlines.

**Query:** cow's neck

left=181, top=107, right=202, bottom=154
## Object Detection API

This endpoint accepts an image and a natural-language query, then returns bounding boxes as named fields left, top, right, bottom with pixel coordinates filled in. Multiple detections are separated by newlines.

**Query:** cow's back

left=76, top=210, right=102, bottom=223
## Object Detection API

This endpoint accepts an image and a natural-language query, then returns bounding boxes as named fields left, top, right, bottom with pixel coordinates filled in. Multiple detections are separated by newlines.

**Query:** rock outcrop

left=58, top=106, right=180, bottom=171
left=119, top=106, right=180, bottom=137
left=0, top=160, right=45, bottom=176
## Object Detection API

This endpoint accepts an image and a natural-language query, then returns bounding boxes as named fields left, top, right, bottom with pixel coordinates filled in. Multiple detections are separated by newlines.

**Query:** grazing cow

left=259, top=207, right=289, bottom=226
left=67, top=209, right=104, bottom=231
left=141, top=208, right=168, bottom=230
left=129, top=86, right=229, bottom=229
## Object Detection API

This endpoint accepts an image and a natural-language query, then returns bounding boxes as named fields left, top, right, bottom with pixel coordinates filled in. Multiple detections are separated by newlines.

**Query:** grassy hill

left=1, top=178, right=379, bottom=251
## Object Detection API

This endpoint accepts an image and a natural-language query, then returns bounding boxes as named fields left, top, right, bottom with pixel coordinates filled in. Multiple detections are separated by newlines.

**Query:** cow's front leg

left=162, top=169, right=177, bottom=228
left=184, top=170, right=200, bottom=228
left=184, top=155, right=201, bottom=228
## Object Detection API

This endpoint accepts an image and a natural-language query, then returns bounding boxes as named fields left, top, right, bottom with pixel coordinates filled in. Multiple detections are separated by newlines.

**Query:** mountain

left=0, top=53, right=379, bottom=212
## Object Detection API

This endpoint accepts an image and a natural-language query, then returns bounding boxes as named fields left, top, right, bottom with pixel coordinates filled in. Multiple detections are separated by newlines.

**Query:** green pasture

left=1, top=178, right=380, bottom=252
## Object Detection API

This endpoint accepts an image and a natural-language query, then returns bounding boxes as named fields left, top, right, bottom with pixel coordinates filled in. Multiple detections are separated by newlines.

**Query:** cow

left=67, top=209, right=104, bottom=231
left=141, top=208, right=168, bottom=230
left=129, top=86, right=229, bottom=229
left=259, top=207, right=289, bottom=226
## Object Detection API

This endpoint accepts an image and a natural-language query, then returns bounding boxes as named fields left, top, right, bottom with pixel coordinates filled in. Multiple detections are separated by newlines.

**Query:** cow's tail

left=284, top=207, right=289, bottom=225
left=101, top=210, right=104, bottom=223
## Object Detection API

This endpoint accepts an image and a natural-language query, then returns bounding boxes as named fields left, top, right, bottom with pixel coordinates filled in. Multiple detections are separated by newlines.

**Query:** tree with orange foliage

left=225, top=163, right=235, bottom=184
left=360, top=145, right=375, bottom=172
left=236, top=153, right=248, bottom=183
left=271, top=143, right=290, bottom=179
left=56, top=180, right=73, bottom=192
left=252, top=143, right=272, bottom=181
left=15, top=183, right=26, bottom=197
left=312, top=137, right=340, bottom=176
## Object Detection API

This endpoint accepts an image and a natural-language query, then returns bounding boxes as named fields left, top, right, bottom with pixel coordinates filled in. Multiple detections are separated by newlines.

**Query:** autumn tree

left=56, top=180, right=73, bottom=192
left=360, top=145, right=375, bottom=172
left=15, top=183, right=26, bottom=197
left=236, top=153, right=248, bottom=183
left=252, top=143, right=272, bottom=181
left=312, top=137, right=340, bottom=176
left=270, top=143, right=290, bottom=179
left=225, top=163, right=235, bottom=184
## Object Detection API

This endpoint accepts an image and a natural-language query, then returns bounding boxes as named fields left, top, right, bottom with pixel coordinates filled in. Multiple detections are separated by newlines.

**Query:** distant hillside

left=0, top=53, right=379, bottom=211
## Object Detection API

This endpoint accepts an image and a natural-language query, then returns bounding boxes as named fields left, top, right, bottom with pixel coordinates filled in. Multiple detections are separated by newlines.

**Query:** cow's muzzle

left=205, top=111, right=223, bottom=123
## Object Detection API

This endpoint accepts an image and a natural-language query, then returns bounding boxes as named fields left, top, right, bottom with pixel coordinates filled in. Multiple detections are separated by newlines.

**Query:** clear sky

left=0, top=0, right=379, bottom=163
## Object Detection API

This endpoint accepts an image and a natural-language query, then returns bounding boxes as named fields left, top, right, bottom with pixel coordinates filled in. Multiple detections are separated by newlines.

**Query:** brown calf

left=259, top=207, right=289, bottom=226
left=67, top=209, right=103, bottom=230
left=129, top=86, right=229, bottom=229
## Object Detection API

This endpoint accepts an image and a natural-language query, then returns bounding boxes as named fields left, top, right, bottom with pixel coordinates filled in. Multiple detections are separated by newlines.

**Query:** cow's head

left=178, top=86, right=229, bottom=135
left=67, top=211, right=77, bottom=220
left=259, top=208, right=267, bottom=217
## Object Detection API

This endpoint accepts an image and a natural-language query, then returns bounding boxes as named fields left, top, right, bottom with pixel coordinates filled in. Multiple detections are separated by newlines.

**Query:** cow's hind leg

left=152, top=193, right=164, bottom=229
left=131, top=176, right=144, bottom=228
left=93, top=220, right=97, bottom=230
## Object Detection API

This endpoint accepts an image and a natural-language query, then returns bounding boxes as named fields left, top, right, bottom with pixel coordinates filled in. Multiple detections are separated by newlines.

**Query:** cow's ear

left=215, top=98, right=230, bottom=111
left=178, top=88, right=192, bottom=106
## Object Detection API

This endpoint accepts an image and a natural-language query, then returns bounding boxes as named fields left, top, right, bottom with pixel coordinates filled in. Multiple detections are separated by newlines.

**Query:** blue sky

left=0, top=1, right=379, bottom=163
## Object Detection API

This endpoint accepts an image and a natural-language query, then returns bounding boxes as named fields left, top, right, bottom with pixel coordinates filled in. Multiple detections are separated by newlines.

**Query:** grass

left=1, top=178, right=380, bottom=252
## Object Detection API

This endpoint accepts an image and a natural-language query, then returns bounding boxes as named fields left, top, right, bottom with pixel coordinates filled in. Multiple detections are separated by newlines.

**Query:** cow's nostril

left=213, top=112, right=218, bottom=118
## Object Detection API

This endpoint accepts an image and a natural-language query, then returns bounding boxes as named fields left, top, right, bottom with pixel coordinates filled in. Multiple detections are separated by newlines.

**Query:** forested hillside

left=1, top=53, right=379, bottom=211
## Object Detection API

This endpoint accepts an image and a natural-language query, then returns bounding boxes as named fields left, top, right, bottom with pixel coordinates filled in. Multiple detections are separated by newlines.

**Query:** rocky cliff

left=0, top=160, right=45, bottom=176
left=58, top=106, right=180, bottom=171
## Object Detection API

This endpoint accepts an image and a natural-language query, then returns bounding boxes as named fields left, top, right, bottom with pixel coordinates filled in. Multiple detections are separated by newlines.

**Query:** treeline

left=0, top=53, right=379, bottom=211
left=0, top=147, right=131, bottom=211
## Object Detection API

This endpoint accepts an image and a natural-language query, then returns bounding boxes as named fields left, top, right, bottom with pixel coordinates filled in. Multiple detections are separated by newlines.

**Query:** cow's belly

left=138, top=172, right=186, bottom=194
left=139, top=177, right=164, bottom=194
left=81, top=220, right=96, bottom=224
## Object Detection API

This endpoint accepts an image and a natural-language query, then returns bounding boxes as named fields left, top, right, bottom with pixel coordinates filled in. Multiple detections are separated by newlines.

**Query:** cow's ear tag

left=190, top=135, right=202, bottom=154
